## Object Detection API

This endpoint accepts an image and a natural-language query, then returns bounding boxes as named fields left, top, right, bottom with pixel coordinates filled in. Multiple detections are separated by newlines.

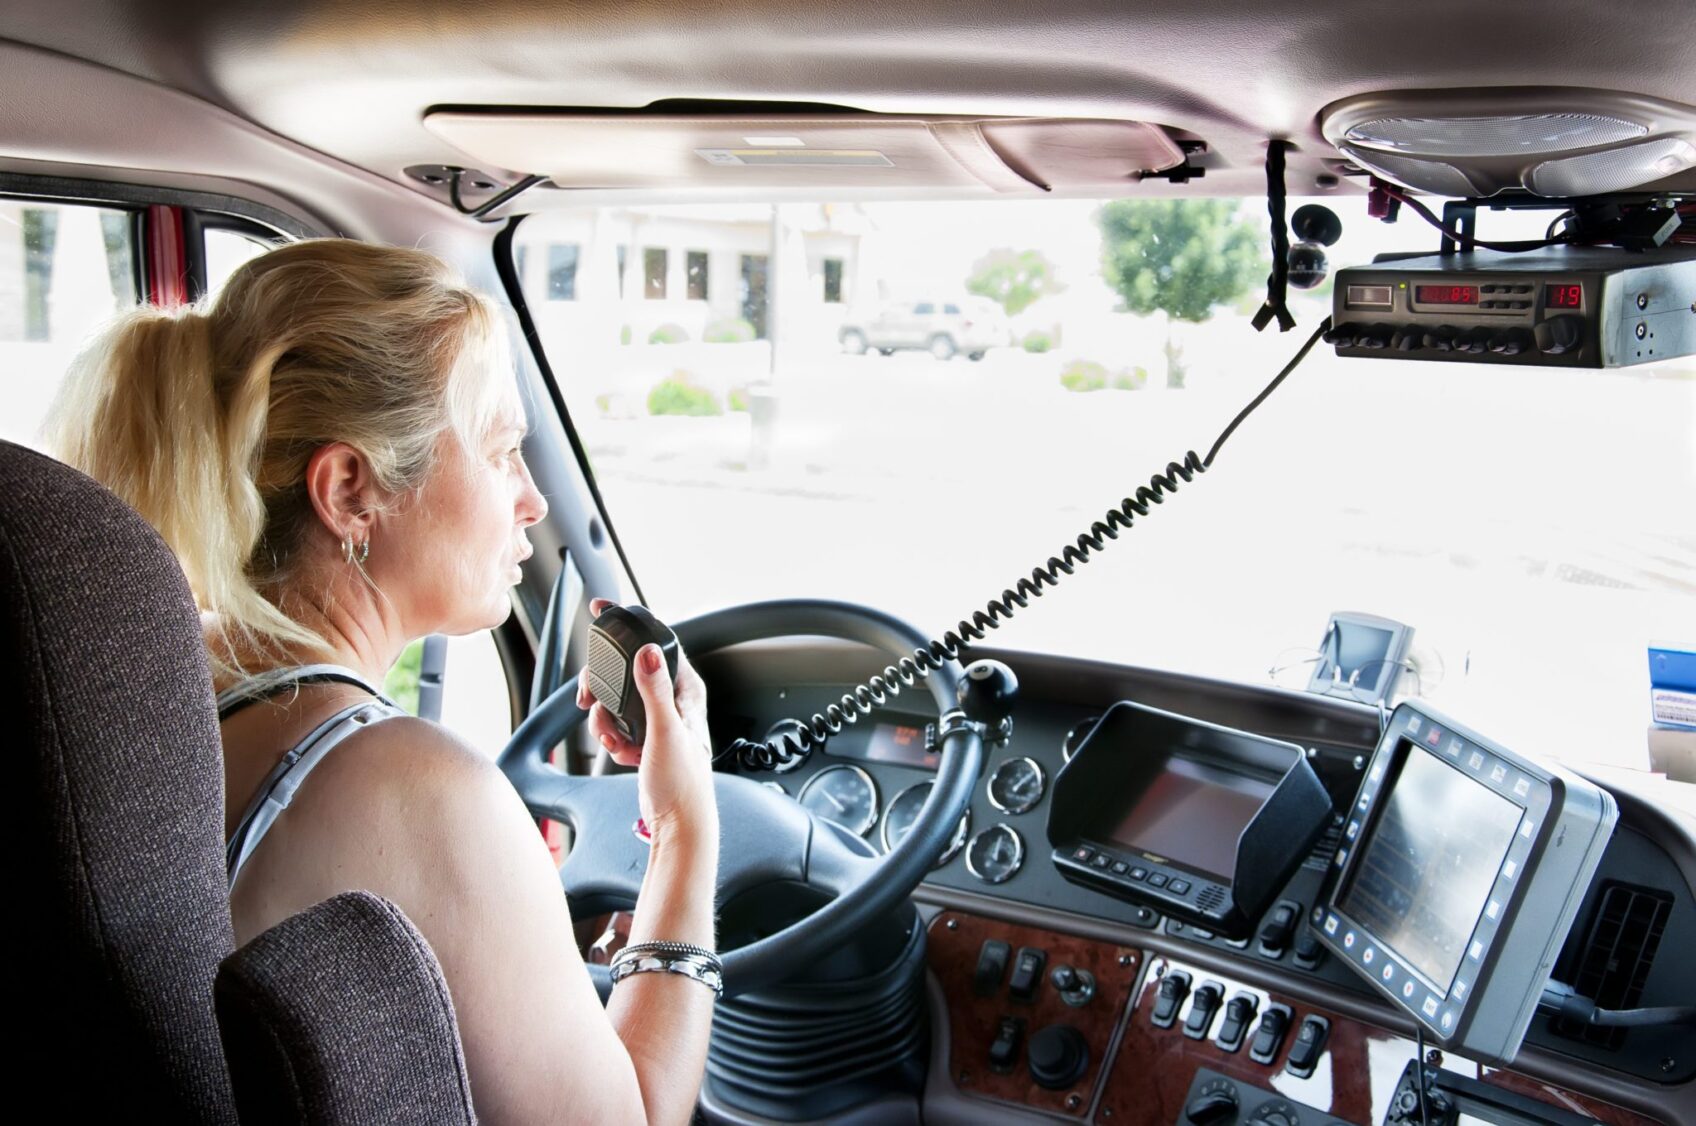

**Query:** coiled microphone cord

left=716, top=317, right=1334, bottom=772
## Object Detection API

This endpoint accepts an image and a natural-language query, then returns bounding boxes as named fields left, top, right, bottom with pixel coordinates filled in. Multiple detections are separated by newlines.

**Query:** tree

left=1097, top=200, right=1266, bottom=384
left=965, top=248, right=1064, bottom=316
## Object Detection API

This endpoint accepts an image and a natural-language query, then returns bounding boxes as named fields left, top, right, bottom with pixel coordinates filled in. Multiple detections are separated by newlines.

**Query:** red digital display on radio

left=1547, top=284, right=1583, bottom=308
left=1414, top=285, right=1478, bottom=305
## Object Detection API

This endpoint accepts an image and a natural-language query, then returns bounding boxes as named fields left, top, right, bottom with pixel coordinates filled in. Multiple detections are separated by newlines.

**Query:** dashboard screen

left=830, top=719, right=938, bottom=769
left=1107, top=757, right=1274, bottom=880
left=1338, top=743, right=1523, bottom=990
left=1414, top=284, right=1478, bottom=305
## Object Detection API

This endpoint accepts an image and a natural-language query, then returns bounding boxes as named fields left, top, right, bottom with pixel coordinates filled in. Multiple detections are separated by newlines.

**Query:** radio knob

left=1421, top=326, right=1457, bottom=352
left=1322, top=324, right=1358, bottom=347
left=1356, top=323, right=1393, bottom=350
left=1391, top=325, right=1423, bottom=352
left=1488, top=329, right=1533, bottom=356
left=1535, top=315, right=1585, bottom=355
left=1457, top=327, right=1492, bottom=354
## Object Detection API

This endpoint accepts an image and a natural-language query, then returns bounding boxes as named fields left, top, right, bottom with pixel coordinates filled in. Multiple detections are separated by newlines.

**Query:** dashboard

left=696, top=641, right=1696, bottom=1126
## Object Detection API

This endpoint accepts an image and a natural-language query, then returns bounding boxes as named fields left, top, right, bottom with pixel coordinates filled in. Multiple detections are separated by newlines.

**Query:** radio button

left=1535, top=314, right=1584, bottom=355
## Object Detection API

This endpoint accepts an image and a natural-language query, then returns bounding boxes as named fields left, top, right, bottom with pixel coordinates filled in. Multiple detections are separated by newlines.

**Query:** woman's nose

left=516, top=459, right=548, bottom=527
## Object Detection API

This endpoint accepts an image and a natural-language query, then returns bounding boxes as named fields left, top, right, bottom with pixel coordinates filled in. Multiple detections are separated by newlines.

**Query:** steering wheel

left=498, top=599, right=985, bottom=997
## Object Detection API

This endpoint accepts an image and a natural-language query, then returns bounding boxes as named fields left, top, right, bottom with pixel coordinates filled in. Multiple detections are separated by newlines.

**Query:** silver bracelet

left=612, top=940, right=718, bottom=967
left=608, top=948, right=724, bottom=997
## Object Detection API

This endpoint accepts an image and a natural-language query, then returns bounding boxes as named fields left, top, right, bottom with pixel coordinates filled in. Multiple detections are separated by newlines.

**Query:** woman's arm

left=271, top=630, right=719, bottom=1125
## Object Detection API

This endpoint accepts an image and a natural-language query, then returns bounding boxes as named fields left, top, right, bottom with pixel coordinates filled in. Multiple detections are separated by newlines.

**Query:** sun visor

left=421, top=110, right=1185, bottom=193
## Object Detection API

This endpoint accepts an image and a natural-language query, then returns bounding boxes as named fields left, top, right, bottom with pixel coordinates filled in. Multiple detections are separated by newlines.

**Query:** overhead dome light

left=1321, top=89, right=1696, bottom=198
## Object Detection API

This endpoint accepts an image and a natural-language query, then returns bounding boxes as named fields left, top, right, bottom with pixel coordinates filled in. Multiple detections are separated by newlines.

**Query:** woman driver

left=49, top=239, right=718, bottom=1124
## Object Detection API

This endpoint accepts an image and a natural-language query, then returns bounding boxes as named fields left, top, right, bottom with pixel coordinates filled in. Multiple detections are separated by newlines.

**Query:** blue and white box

left=1649, top=645, right=1696, bottom=730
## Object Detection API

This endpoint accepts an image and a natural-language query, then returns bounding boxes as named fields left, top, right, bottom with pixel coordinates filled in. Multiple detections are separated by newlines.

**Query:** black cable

left=1414, top=1025, right=1431, bottom=1126
left=1539, top=981, right=1696, bottom=1028
left=449, top=169, right=548, bottom=220
left=717, top=316, right=1334, bottom=771
left=1252, top=140, right=1297, bottom=333
left=1373, top=183, right=1570, bottom=253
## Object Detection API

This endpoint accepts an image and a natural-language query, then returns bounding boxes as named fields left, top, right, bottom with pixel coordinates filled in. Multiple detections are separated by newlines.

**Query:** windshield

left=515, top=198, right=1696, bottom=773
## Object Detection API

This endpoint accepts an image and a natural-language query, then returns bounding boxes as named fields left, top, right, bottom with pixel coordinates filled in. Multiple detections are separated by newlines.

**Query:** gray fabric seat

left=1, top=438, right=474, bottom=1123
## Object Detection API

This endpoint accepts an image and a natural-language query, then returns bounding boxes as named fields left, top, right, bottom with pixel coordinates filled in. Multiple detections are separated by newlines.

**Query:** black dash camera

left=586, top=605, right=680, bottom=747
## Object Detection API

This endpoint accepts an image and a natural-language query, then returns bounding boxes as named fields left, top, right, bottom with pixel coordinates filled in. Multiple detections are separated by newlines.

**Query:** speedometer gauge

left=880, top=781, right=970, bottom=866
left=987, top=756, right=1046, bottom=813
left=965, top=824, right=1024, bottom=884
left=798, top=765, right=879, bottom=836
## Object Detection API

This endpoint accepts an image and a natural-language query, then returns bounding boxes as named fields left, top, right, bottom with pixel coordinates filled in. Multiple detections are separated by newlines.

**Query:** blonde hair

left=49, top=238, right=511, bottom=674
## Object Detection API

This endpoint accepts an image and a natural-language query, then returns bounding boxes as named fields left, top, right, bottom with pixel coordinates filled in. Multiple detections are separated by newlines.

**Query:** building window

left=617, top=245, right=628, bottom=297
left=823, top=258, right=843, bottom=303
left=644, top=248, right=668, bottom=299
left=547, top=244, right=579, bottom=301
left=686, top=250, right=709, bottom=300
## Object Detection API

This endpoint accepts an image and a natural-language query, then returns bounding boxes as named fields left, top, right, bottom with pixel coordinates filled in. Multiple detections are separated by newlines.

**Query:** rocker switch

left=1008, top=946, right=1047, bottom=1002
left=1151, top=970, right=1191, bottom=1028
left=974, top=940, right=1011, bottom=997
left=1217, top=993, right=1259, bottom=1051
left=1183, top=982, right=1225, bottom=1040
left=988, top=1016, right=1023, bottom=1073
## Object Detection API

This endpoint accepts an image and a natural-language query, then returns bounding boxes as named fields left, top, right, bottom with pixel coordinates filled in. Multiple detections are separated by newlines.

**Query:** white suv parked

left=838, top=298, right=1009, bottom=361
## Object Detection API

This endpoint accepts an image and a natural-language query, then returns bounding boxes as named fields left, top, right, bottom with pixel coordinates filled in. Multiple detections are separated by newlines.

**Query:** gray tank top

left=220, top=664, right=407, bottom=889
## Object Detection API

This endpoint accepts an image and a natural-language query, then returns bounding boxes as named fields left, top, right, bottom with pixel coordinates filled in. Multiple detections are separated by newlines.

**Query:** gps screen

left=1337, top=743, right=1523, bottom=990
left=1107, top=757, right=1274, bottom=880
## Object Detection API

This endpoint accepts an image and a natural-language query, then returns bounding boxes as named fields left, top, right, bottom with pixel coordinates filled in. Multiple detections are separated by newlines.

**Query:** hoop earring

left=341, top=535, right=370, bottom=565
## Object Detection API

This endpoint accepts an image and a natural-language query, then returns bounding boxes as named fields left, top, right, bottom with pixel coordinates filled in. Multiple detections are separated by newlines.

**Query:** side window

left=823, top=258, right=843, bottom=303
left=913, top=302, right=934, bottom=315
left=643, top=248, right=668, bottom=299
left=204, top=228, right=273, bottom=297
left=685, top=250, right=709, bottom=300
left=943, top=303, right=961, bottom=315
left=547, top=243, right=580, bottom=300
left=0, top=200, right=138, bottom=450
left=382, top=632, right=515, bottom=758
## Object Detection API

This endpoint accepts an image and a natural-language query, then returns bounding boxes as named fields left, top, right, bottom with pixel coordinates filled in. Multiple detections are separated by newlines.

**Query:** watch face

left=881, top=781, right=970, bottom=866
left=988, top=756, right=1047, bottom=813
left=798, top=765, right=879, bottom=836
left=966, top=824, right=1025, bottom=884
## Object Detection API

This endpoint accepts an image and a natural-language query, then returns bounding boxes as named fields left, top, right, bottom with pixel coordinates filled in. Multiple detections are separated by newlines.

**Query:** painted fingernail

left=640, top=645, right=662, bottom=675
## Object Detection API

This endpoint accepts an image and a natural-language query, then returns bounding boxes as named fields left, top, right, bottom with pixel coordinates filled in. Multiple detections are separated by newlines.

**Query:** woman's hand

left=577, top=599, right=718, bottom=845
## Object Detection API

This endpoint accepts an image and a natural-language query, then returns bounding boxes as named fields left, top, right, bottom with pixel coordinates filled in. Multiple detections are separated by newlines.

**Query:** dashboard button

left=1217, top=993, right=1259, bottom=1052
left=1009, top=946, right=1047, bottom=1002
left=1129, top=866, right=1148, bottom=881
left=988, top=1016, right=1022, bottom=1073
left=1249, top=1006, right=1291, bottom=1064
left=1111, top=860, right=1130, bottom=875
left=1152, top=970, right=1191, bottom=1028
left=1285, top=1015, right=1329, bottom=1078
left=1168, top=878, right=1191, bottom=895
left=1148, top=872, right=1170, bottom=889
left=974, top=939, right=1011, bottom=997
left=1184, top=982, right=1225, bottom=1039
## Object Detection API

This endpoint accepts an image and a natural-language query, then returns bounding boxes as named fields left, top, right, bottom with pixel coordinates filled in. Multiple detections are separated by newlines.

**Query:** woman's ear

left=303, top=442, right=378, bottom=545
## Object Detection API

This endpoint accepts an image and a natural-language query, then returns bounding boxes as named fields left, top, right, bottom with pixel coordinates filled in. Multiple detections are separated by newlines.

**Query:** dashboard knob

left=1356, top=323, right=1393, bottom=350
left=1026, top=1024, right=1090, bottom=1090
left=1422, top=326, right=1457, bottom=352
left=1185, top=1086, right=1240, bottom=1125
left=1391, top=325, right=1423, bottom=352
left=1535, top=314, right=1585, bottom=355
left=1457, top=327, right=1492, bottom=354
left=1322, top=324, right=1358, bottom=348
left=1488, top=330, right=1533, bottom=356
left=959, top=660, right=1019, bottom=729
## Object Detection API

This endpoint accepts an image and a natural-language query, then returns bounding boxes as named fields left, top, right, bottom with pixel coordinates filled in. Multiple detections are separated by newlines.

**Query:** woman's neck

left=207, top=577, right=410, bottom=689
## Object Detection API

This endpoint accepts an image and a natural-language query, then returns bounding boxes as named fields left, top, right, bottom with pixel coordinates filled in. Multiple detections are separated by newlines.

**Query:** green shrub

left=594, top=392, right=614, bottom=415
left=619, top=324, right=633, bottom=345
left=1022, top=329, right=1054, bottom=353
left=1112, top=366, right=1149, bottom=391
left=383, top=639, right=422, bottom=716
left=648, top=322, right=689, bottom=345
left=647, top=373, right=722, bottom=416
left=727, top=386, right=750, bottom=412
left=1059, top=360, right=1109, bottom=392
left=704, top=317, right=757, bottom=344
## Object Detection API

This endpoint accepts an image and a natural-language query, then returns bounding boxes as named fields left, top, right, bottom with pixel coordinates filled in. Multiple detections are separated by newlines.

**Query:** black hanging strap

left=1252, top=140, right=1297, bottom=333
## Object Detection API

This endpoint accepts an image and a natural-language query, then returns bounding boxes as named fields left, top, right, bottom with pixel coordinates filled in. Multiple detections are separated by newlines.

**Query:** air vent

left=1550, top=882, right=1672, bottom=1050
left=1303, top=814, right=1346, bottom=871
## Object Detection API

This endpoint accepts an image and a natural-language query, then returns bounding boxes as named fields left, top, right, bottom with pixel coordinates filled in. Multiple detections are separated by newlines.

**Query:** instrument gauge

left=797, top=765, right=879, bottom=836
left=987, top=756, right=1046, bottom=814
left=965, top=824, right=1025, bottom=884
left=880, top=781, right=970, bottom=866
left=1062, top=716, right=1100, bottom=763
